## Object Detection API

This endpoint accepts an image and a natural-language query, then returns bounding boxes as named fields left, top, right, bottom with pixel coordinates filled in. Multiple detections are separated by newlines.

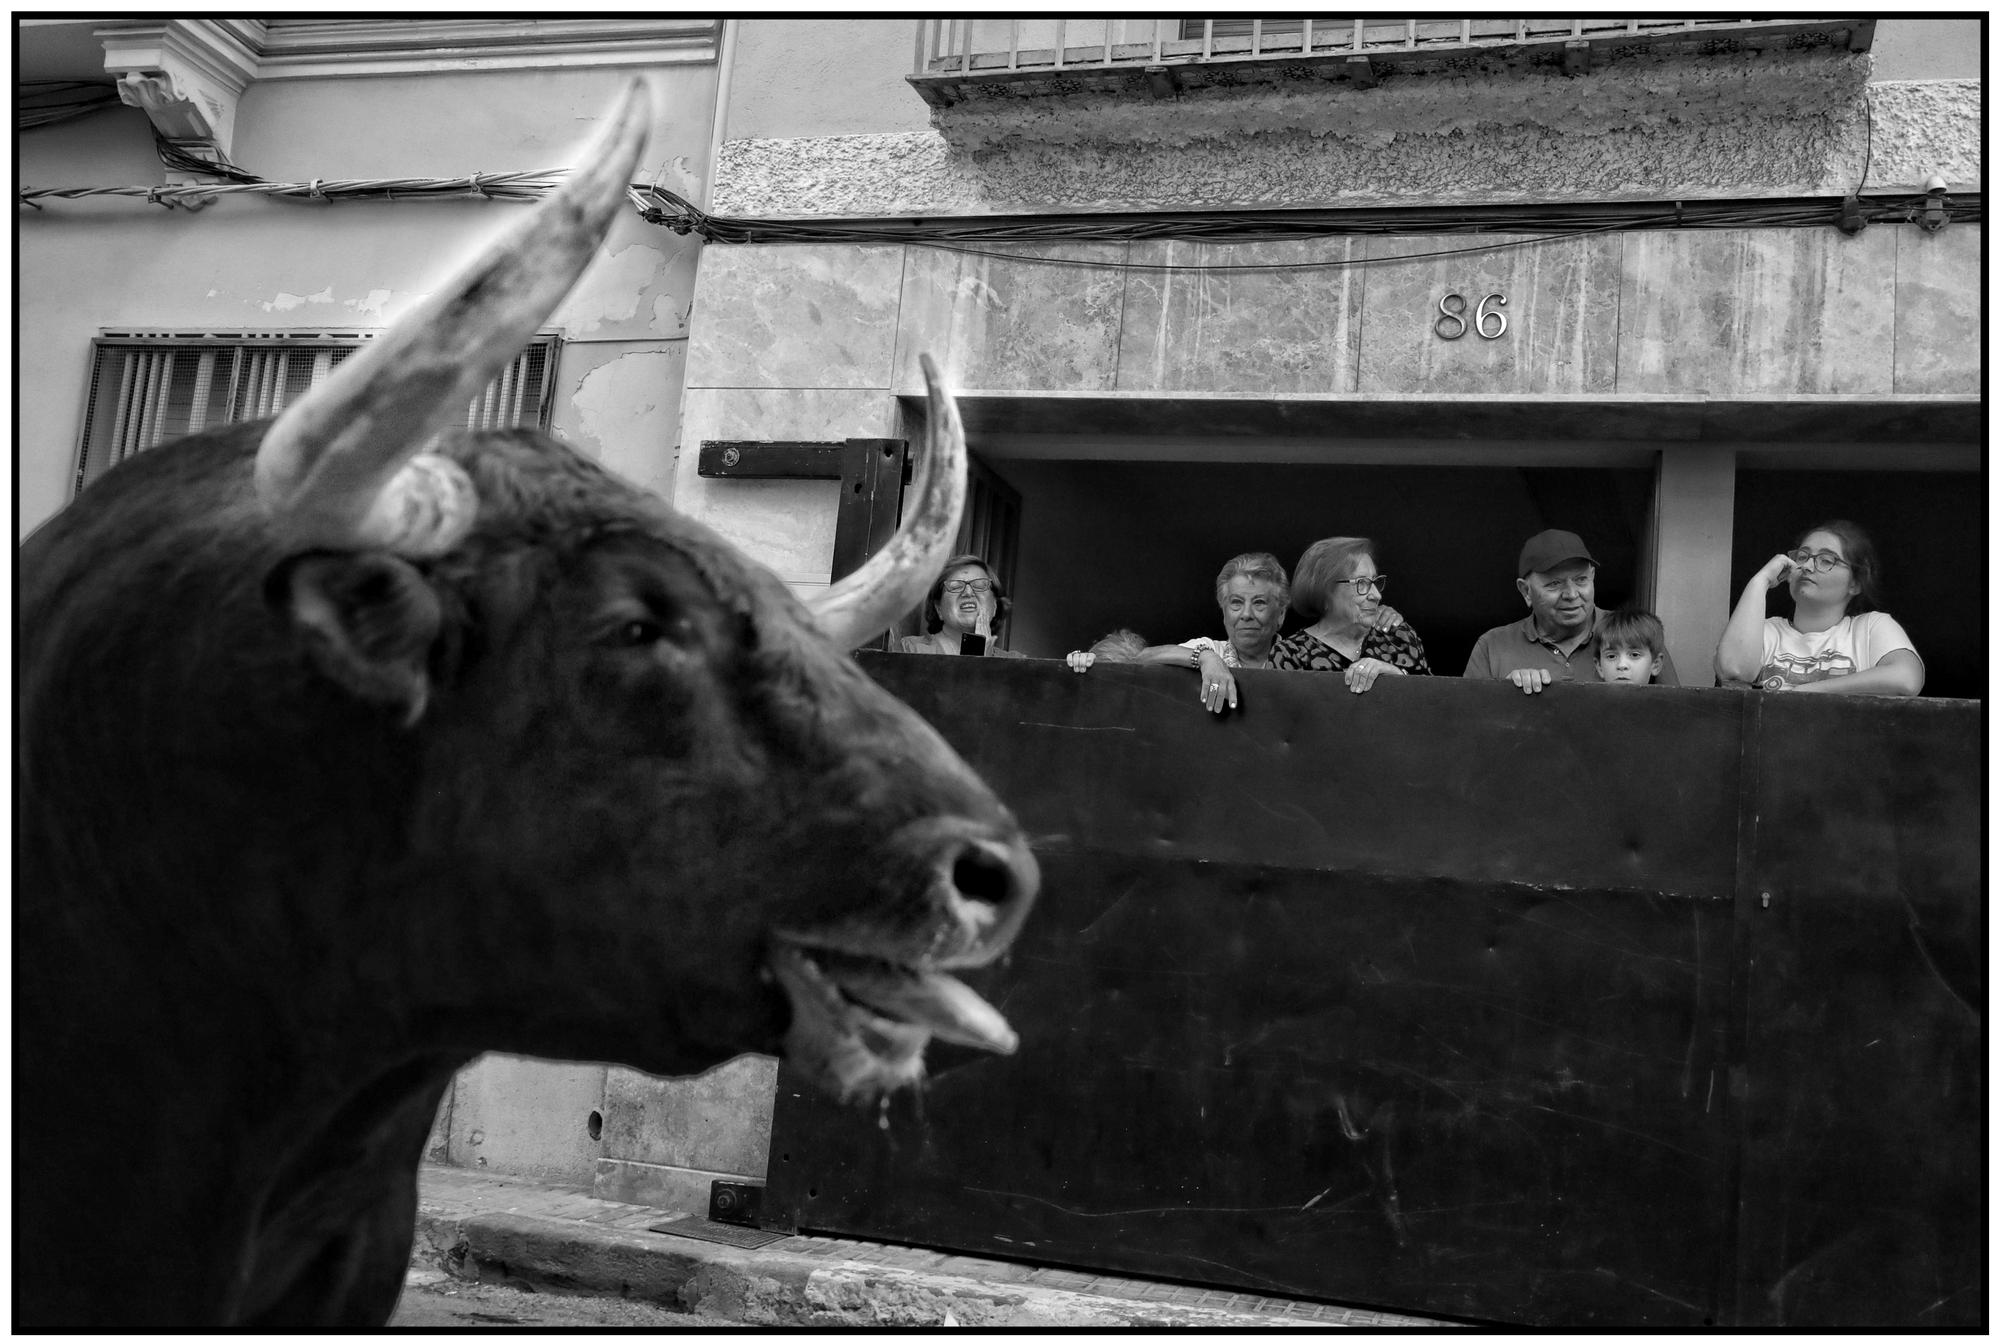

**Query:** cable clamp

left=307, top=179, right=326, bottom=201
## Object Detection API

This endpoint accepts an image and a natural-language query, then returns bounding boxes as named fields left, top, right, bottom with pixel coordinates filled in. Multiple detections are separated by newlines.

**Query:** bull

left=16, top=83, right=1038, bottom=1329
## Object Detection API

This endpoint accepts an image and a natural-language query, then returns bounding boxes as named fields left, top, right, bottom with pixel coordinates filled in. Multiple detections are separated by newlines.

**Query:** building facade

left=681, top=17, right=1980, bottom=697
left=17, top=18, right=1984, bottom=1218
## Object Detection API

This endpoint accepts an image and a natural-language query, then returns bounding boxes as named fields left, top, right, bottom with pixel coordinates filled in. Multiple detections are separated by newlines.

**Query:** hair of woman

left=1288, top=537, right=1374, bottom=623
left=922, top=552, right=1011, bottom=634
left=1212, top=551, right=1290, bottom=612
left=1793, top=519, right=1882, bottom=614
left=1086, top=628, right=1149, bottom=662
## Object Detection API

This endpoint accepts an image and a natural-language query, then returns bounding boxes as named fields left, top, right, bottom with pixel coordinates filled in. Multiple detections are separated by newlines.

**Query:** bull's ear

left=270, top=552, right=444, bottom=726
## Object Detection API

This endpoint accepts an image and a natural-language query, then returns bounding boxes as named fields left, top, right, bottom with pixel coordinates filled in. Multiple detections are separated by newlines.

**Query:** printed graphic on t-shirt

left=1756, top=648, right=1855, bottom=690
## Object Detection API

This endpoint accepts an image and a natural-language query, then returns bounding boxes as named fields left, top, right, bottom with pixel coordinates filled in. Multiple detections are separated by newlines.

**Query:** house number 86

left=1435, top=292, right=1509, bottom=340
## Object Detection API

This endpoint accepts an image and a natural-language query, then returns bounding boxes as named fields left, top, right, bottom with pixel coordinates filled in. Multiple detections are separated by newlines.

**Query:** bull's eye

left=608, top=611, right=697, bottom=650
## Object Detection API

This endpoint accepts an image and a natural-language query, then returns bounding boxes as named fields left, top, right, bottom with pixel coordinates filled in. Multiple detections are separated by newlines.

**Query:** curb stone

left=411, top=1164, right=1448, bottom=1328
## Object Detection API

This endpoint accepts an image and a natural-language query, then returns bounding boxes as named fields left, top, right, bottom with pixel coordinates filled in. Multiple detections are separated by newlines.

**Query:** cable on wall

left=16, top=81, right=124, bottom=130
left=22, top=170, right=1975, bottom=268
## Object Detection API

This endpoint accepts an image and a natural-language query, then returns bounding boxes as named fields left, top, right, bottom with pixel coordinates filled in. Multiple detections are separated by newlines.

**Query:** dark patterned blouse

left=1270, top=623, right=1433, bottom=675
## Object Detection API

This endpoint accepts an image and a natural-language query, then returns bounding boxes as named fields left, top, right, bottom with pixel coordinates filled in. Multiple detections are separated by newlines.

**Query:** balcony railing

left=909, top=17, right=1874, bottom=105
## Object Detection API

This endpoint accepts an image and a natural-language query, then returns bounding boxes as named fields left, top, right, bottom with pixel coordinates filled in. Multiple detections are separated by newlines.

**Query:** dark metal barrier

left=764, top=658, right=1981, bottom=1327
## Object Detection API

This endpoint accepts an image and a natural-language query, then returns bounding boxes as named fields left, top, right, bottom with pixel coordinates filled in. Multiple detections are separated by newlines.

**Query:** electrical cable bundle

left=634, top=186, right=1979, bottom=272
left=16, top=81, right=124, bottom=131
left=22, top=125, right=1976, bottom=272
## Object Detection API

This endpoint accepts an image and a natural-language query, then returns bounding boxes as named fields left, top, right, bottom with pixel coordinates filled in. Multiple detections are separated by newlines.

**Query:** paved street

left=391, top=1267, right=744, bottom=1328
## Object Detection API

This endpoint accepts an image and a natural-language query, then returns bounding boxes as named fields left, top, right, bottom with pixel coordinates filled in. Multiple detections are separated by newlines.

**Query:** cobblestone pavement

left=391, top=1267, right=746, bottom=1327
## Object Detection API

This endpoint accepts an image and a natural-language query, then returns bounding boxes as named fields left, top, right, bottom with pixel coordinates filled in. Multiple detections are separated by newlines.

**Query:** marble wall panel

left=684, top=243, right=906, bottom=391
left=1115, top=238, right=1365, bottom=394
left=893, top=242, right=1130, bottom=394
left=1892, top=224, right=1981, bottom=395
left=1357, top=234, right=1623, bottom=395
left=599, top=1057, right=777, bottom=1176
left=1617, top=228, right=1898, bottom=395
left=672, top=385, right=901, bottom=583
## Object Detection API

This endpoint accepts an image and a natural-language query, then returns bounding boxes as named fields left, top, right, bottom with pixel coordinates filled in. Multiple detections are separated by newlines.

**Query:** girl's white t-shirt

left=1756, top=612, right=1918, bottom=690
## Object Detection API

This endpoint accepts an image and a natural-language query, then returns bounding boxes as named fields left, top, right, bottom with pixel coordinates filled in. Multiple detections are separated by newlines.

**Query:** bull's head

left=21, top=82, right=1037, bottom=1109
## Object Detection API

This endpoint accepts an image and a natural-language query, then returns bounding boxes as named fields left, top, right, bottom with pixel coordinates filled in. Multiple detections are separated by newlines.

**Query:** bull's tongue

left=838, top=966, right=1018, bottom=1055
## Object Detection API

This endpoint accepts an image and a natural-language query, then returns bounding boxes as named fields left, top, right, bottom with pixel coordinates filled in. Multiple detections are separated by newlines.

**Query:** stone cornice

left=97, top=20, right=261, bottom=165
left=91, top=18, right=721, bottom=177
left=246, top=19, right=719, bottom=78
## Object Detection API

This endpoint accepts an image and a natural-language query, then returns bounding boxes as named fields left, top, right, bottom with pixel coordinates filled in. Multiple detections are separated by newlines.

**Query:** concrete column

left=1647, top=445, right=1736, bottom=687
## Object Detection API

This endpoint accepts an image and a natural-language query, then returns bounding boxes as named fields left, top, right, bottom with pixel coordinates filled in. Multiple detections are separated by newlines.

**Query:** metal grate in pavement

left=648, top=1217, right=789, bottom=1250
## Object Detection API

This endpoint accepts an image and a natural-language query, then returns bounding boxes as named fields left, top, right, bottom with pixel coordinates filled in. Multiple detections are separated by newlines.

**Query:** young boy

left=1595, top=608, right=1667, bottom=685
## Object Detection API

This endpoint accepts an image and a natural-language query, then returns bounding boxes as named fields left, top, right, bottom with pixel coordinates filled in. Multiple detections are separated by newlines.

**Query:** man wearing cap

left=1463, top=529, right=1679, bottom=692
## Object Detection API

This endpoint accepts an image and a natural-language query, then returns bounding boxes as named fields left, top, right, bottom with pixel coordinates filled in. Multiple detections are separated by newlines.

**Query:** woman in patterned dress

left=1271, top=536, right=1431, bottom=693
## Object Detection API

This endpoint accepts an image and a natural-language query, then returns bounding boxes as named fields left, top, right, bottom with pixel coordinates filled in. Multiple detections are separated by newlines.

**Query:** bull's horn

left=808, top=355, right=967, bottom=650
left=253, top=80, right=654, bottom=555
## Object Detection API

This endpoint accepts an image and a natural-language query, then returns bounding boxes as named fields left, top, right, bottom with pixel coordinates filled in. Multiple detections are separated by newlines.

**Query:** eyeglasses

left=941, top=578, right=993, bottom=595
left=1334, top=575, right=1388, bottom=595
left=1786, top=548, right=1851, bottom=573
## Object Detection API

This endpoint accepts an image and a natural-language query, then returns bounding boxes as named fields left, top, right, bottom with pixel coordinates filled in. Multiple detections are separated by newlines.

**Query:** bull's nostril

left=951, top=845, right=1014, bottom=907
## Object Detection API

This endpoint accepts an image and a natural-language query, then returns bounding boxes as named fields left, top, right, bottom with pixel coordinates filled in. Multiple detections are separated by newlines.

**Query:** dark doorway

left=991, top=458, right=1656, bottom=677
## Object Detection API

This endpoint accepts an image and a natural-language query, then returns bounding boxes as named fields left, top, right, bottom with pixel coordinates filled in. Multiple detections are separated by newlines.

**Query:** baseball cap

left=1517, top=529, right=1597, bottom=578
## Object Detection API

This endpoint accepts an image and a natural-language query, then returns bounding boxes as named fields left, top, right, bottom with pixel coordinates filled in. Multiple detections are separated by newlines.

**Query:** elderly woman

left=1271, top=537, right=1431, bottom=692
left=1066, top=552, right=1289, bottom=714
left=895, top=553, right=1026, bottom=657
left=1714, top=519, right=1921, bottom=696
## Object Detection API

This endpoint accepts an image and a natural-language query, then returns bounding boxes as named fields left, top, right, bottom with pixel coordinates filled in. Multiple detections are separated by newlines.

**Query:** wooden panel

left=829, top=440, right=908, bottom=584
left=1730, top=695, right=1982, bottom=1327
left=765, top=659, right=1979, bottom=1327
left=697, top=441, right=846, bottom=479
left=1357, top=234, right=1623, bottom=394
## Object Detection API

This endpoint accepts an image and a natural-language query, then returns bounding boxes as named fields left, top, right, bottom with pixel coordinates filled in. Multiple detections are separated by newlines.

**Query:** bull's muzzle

left=770, top=824, right=1038, bottom=1102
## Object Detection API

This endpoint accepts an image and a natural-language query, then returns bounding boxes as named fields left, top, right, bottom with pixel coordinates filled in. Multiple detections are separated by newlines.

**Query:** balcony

left=909, top=17, right=1875, bottom=105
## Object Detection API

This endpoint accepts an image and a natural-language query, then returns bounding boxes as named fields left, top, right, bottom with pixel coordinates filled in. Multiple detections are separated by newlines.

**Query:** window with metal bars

left=72, top=331, right=561, bottom=498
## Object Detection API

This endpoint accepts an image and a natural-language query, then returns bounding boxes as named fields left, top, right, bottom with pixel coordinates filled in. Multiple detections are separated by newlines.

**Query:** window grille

left=72, top=331, right=560, bottom=498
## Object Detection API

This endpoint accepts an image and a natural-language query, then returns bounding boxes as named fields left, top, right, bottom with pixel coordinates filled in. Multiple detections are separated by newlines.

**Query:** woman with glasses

left=1714, top=520, right=1922, bottom=696
left=1271, top=536, right=1431, bottom=692
left=895, top=553, right=1026, bottom=657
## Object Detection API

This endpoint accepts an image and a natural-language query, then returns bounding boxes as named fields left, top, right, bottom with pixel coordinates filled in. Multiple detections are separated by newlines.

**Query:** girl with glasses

left=1714, top=520, right=1923, bottom=696
left=1270, top=536, right=1431, bottom=693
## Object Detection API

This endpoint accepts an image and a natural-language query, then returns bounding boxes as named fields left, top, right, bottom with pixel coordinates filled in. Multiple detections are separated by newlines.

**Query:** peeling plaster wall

left=18, top=65, right=713, bottom=539
left=714, top=61, right=1979, bottom=218
left=556, top=342, right=688, bottom=501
